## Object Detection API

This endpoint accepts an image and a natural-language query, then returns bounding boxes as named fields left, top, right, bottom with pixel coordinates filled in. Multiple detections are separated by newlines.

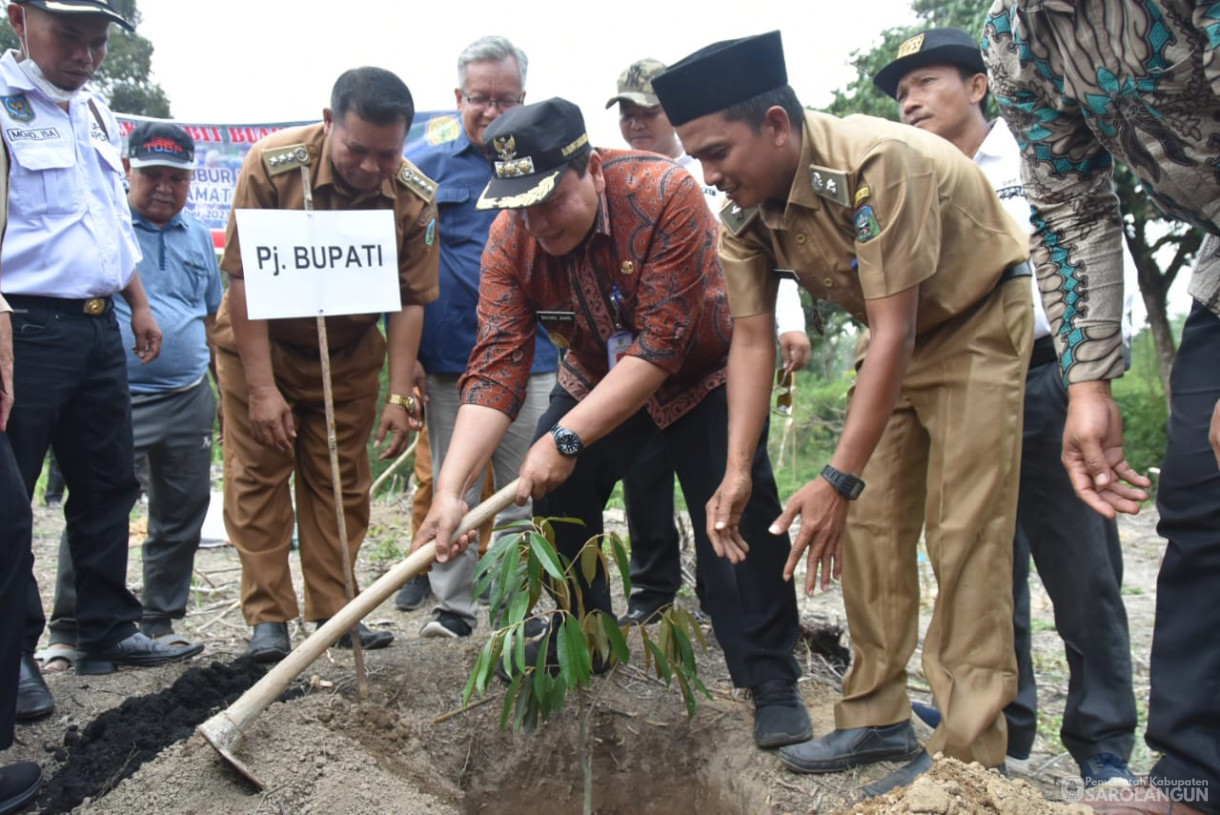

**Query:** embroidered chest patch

left=2, top=93, right=34, bottom=123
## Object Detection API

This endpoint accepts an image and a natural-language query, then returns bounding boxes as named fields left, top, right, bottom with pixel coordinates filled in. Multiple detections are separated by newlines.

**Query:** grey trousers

left=423, top=371, right=555, bottom=629
left=49, top=379, right=216, bottom=643
left=1008, top=358, right=1137, bottom=763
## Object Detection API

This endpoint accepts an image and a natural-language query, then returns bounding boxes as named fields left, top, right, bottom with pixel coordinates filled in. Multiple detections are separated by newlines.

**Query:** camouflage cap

left=604, top=59, right=667, bottom=109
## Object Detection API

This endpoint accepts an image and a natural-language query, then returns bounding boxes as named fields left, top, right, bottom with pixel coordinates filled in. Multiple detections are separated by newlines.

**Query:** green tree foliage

left=0, top=0, right=170, bottom=116
left=824, top=0, right=1197, bottom=405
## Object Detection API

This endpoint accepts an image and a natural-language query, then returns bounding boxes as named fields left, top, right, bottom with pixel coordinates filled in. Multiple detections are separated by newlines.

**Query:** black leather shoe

left=325, top=621, right=393, bottom=650
left=77, top=631, right=205, bottom=675
left=15, top=654, right=54, bottom=722
left=394, top=575, right=430, bottom=611
left=0, top=761, right=42, bottom=815
left=617, top=592, right=673, bottom=626
left=752, top=680, right=813, bottom=748
left=244, top=622, right=291, bottom=663
left=779, top=721, right=922, bottom=774
left=861, top=750, right=933, bottom=798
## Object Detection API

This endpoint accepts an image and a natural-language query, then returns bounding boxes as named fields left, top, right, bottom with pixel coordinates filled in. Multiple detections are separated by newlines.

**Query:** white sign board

left=235, top=209, right=401, bottom=320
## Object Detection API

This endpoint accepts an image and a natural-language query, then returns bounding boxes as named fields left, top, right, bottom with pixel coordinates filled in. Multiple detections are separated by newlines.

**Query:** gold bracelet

left=387, top=393, right=415, bottom=412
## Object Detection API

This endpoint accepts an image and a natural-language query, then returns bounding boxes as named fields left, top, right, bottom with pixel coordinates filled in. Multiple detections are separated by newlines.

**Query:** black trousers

left=621, top=434, right=683, bottom=600
left=534, top=383, right=799, bottom=688
left=1008, top=356, right=1136, bottom=763
left=1147, top=302, right=1220, bottom=811
left=48, top=378, right=216, bottom=643
left=6, top=296, right=142, bottom=654
left=1, top=432, right=31, bottom=750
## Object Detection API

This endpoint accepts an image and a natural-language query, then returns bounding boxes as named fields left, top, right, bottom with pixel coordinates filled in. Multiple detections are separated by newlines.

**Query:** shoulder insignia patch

left=853, top=185, right=870, bottom=206
left=424, top=115, right=462, bottom=145
left=262, top=144, right=311, bottom=176
left=809, top=164, right=850, bottom=207
left=720, top=199, right=759, bottom=236
left=854, top=204, right=882, bottom=243
left=397, top=162, right=437, bottom=203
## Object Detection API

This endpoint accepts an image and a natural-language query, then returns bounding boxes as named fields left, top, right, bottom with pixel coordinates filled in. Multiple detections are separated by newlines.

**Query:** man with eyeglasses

left=399, top=35, right=558, bottom=639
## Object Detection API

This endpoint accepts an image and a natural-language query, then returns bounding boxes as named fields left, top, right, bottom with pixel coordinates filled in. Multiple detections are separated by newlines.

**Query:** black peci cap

left=476, top=97, right=591, bottom=210
left=873, top=28, right=987, bottom=100
left=13, top=0, right=133, bottom=31
left=652, top=31, right=787, bottom=126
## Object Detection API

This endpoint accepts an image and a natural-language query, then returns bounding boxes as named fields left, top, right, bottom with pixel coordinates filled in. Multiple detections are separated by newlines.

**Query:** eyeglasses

left=461, top=92, right=524, bottom=111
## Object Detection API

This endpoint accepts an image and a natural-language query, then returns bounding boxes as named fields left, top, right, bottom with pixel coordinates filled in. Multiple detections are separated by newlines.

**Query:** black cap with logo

left=873, top=28, right=986, bottom=100
left=476, top=97, right=591, bottom=210
left=127, top=122, right=196, bottom=170
left=13, top=0, right=134, bottom=31
left=652, top=31, right=787, bottom=127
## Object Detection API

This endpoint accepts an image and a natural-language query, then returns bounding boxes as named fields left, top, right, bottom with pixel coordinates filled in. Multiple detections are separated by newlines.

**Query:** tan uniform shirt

left=213, top=122, right=439, bottom=351
left=719, top=111, right=1028, bottom=333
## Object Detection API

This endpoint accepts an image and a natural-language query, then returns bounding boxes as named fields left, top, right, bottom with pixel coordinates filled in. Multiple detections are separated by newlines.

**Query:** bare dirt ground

left=7, top=478, right=1163, bottom=814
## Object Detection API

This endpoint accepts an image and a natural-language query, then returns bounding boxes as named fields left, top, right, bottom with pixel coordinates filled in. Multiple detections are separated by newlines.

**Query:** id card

left=606, top=330, right=634, bottom=370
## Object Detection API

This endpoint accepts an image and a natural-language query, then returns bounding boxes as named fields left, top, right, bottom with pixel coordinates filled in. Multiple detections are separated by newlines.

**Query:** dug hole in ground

left=10, top=482, right=1160, bottom=814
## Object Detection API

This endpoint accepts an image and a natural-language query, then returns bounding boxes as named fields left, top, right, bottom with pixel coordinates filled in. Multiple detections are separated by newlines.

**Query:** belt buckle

left=83, top=298, right=105, bottom=315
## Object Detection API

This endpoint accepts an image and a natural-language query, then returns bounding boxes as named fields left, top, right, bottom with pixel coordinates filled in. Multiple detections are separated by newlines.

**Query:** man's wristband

left=821, top=464, right=865, bottom=500
left=387, top=393, right=415, bottom=412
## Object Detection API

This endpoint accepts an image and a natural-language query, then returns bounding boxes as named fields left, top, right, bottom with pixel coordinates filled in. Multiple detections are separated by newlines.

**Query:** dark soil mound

left=36, top=658, right=295, bottom=814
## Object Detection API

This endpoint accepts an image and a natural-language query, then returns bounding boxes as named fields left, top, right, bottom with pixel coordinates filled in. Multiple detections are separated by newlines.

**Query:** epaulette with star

left=397, top=162, right=437, bottom=204
left=262, top=144, right=312, bottom=176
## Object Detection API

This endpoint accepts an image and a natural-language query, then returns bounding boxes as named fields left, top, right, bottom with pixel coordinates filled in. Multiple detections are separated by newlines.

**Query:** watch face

left=552, top=426, right=582, bottom=457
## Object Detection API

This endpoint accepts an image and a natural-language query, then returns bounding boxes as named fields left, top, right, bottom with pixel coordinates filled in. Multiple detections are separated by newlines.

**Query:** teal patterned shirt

left=983, top=0, right=1220, bottom=384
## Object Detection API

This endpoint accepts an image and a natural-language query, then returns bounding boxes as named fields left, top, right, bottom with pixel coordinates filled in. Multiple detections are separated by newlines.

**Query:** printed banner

left=115, top=111, right=460, bottom=249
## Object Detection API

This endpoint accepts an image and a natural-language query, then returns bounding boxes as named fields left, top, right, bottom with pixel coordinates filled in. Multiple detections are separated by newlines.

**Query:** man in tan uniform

left=214, top=66, right=439, bottom=661
left=654, top=31, right=1032, bottom=795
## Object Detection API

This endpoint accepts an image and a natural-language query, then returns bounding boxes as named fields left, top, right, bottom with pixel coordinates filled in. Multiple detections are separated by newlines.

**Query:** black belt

left=1030, top=335, right=1057, bottom=368
left=999, top=261, right=1032, bottom=284
left=4, top=293, right=113, bottom=316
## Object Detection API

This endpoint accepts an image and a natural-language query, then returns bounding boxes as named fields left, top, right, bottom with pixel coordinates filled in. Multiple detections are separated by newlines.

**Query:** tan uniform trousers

left=218, top=327, right=384, bottom=625
left=836, top=276, right=1032, bottom=769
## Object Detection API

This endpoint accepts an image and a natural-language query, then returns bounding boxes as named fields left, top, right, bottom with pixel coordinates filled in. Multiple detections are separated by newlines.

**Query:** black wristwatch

left=821, top=464, right=865, bottom=500
left=550, top=423, right=584, bottom=457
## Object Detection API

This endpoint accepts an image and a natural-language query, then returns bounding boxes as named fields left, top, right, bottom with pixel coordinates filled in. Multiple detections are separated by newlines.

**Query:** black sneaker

left=420, top=611, right=473, bottom=639
left=751, top=679, right=813, bottom=748
left=395, top=574, right=431, bottom=611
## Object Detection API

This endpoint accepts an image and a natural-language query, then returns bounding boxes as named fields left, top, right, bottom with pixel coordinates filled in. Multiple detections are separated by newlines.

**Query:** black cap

left=476, top=97, right=591, bottom=210
left=652, top=31, right=787, bottom=127
left=13, top=0, right=134, bottom=31
left=127, top=122, right=196, bottom=170
left=873, top=28, right=986, bottom=100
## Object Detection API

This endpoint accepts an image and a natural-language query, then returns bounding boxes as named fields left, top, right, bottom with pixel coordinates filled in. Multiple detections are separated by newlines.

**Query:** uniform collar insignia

left=808, top=164, right=850, bottom=207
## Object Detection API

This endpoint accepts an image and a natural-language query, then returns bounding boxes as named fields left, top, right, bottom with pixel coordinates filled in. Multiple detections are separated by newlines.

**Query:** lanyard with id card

left=606, top=285, right=634, bottom=370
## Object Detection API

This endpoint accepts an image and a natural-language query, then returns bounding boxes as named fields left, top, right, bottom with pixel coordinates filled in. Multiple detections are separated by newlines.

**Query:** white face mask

left=15, top=8, right=87, bottom=105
